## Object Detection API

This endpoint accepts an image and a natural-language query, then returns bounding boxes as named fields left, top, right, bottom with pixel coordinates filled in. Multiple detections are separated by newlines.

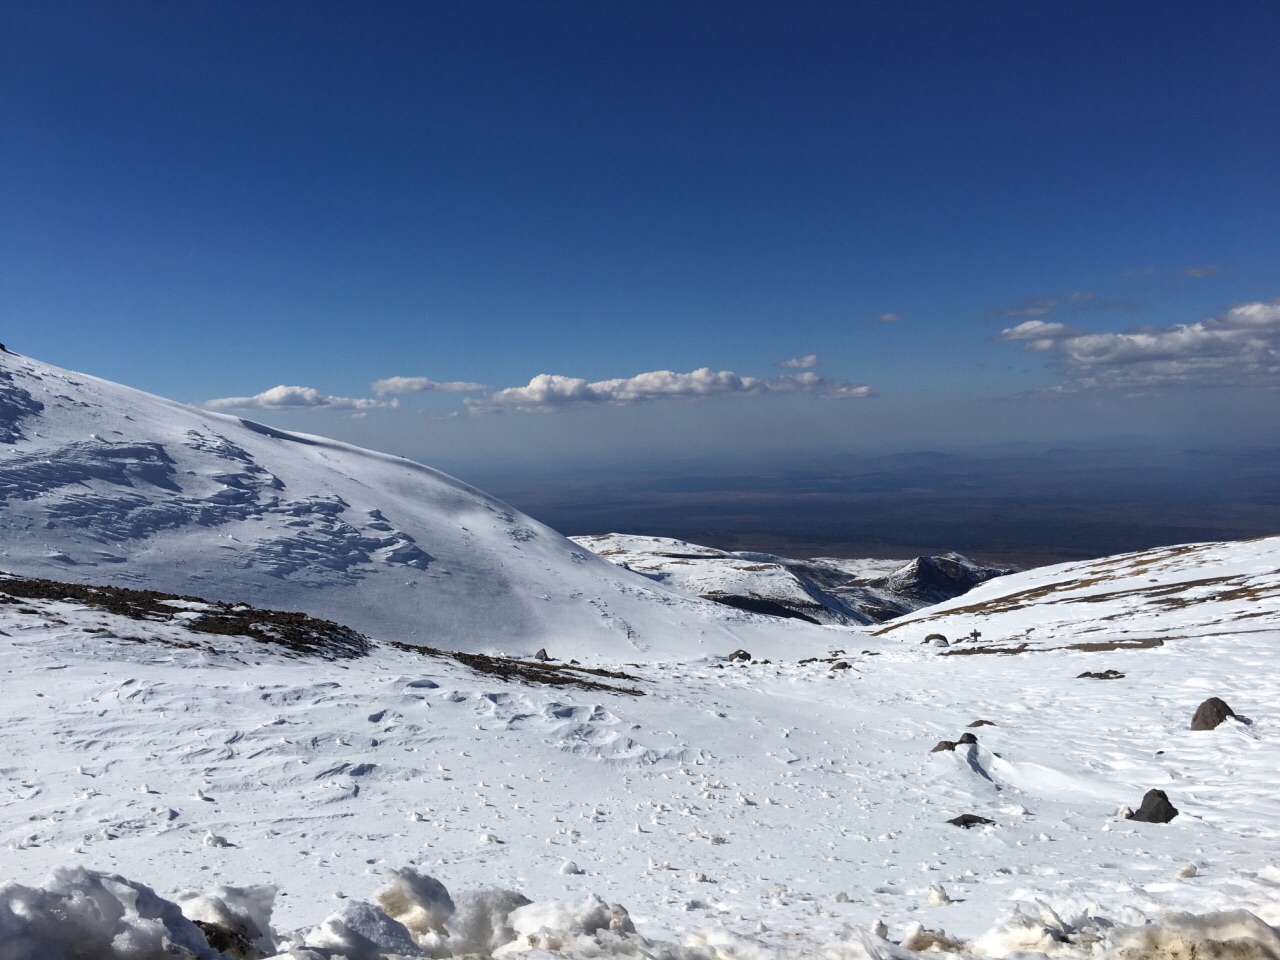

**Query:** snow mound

left=0, top=867, right=220, bottom=960
left=5, top=866, right=1280, bottom=960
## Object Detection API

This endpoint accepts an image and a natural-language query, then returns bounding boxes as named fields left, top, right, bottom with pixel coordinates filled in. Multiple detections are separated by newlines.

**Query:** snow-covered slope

left=876, top=535, right=1280, bottom=653
left=3, top=537, right=1280, bottom=957
left=572, top=533, right=1008, bottom=625
left=0, top=351, right=837, bottom=660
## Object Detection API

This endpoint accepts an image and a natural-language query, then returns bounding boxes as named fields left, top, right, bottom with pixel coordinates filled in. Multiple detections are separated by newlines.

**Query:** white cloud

left=831, top=384, right=874, bottom=399
left=995, top=320, right=1082, bottom=342
left=205, top=385, right=395, bottom=411
left=468, top=367, right=870, bottom=413
left=778, top=354, right=818, bottom=369
left=371, top=376, right=487, bottom=396
left=876, top=312, right=902, bottom=324
left=1000, top=299, right=1280, bottom=390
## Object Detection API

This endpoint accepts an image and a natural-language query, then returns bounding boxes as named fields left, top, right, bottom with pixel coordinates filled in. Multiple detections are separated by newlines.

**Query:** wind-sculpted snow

left=0, top=351, right=836, bottom=657
left=0, top=364, right=44, bottom=442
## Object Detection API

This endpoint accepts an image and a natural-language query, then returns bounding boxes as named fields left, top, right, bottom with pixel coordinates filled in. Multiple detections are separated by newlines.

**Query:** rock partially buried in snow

left=927, top=884, right=953, bottom=906
left=726, top=649, right=751, bottom=661
left=1126, top=788, right=1179, bottom=824
left=1078, top=669, right=1125, bottom=680
left=1191, top=696, right=1237, bottom=731
left=1178, top=863, right=1199, bottom=879
left=948, top=814, right=996, bottom=829
left=533, top=648, right=550, bottom=661
left=192, top=920, right=263, bottom=960
left=932, top=732, right=977, bottom=752
left=968, top=719, right=996, bottom=727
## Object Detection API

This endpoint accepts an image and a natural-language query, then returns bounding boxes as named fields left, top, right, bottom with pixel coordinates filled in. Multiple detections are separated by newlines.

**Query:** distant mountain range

left=572, top=533, right=1009, bottom=625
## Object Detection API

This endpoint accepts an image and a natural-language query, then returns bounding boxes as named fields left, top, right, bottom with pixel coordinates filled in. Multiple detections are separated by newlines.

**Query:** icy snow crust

left=0, top=352, right=833, bottom=660
left=3, top=537, right=1280, bottom=957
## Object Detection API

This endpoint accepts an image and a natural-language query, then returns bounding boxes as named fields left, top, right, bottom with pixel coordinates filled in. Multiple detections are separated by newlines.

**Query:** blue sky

left=4, top=1, right=1279, bottom=473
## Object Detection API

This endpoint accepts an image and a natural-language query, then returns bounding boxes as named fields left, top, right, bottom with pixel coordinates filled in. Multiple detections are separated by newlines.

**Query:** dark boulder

left=1127, top=789, right=1178, bottom=824
left=533, top=648, right=550, bottom=661
left=193, top=920, right=266, bottom=960
left=1078, top=669, right=1125, bottom=680
left=1191, top=697, right=1236, bottom=731
left=727, top=649, right=751, bottom=661
left=931, top=740, right=958, bottom=753
left=830, top=660, right=851, bottom=670
left=967, top=719, right=995, bottom=728
left=948, top=814, right=995, bottom=829
left=956, top=732, right=978, bottom=746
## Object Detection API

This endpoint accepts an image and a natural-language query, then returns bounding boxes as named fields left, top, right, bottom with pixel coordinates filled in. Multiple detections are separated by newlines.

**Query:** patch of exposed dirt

left=0, top=572, right=370, bottom=659
left=387, top=641, right=646, bottom=696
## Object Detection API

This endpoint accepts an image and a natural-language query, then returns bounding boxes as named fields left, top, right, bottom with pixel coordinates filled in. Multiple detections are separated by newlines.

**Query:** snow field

left=2, top=582, right=1279, bottom=956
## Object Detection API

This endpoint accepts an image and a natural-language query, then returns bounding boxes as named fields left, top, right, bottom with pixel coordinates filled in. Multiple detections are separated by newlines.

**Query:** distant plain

left=469, top=444, right=1280, bottom=568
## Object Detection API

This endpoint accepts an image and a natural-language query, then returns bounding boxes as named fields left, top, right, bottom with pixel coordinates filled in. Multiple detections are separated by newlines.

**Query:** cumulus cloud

left=999, top=299, right=1280, bottom=390
left=468, top=367, right=870, bottom=413
left=371, top=376, right=487, bottom=396
left=996, top=320, right=1078, bottom=340
left=831, top=383, right=875, bottom=398
left=876, top=312, right=902, bottom=324
left=778, top=354, right=818, bottom=369
left=205, top=385, right=395, bottom=411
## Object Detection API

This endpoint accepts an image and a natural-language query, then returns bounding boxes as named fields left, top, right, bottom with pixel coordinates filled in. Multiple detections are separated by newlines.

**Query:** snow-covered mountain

left=4, top=349, right=1280, bottom=959
left=572, top=533, right=1009, bottom=625
left=0, top=351, right=837, bottom=661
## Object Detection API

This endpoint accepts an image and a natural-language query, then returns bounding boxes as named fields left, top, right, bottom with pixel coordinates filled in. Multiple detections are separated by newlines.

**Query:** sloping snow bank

left=3, top=866, right=1279, bottom=960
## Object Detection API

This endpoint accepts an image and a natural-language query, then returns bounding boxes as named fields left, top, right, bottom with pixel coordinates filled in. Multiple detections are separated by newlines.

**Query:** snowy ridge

left=0, top=351, right=840, bottom=660
left=573, top=533, right=1008, bottom=625
left=876, top=535, right=1280, bottom=653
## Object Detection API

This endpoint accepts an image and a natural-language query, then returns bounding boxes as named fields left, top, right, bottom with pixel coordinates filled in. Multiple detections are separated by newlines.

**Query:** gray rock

left=1191, top=697, right=1236, bottom=731
left=727, top=649, right=751, bottom=661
